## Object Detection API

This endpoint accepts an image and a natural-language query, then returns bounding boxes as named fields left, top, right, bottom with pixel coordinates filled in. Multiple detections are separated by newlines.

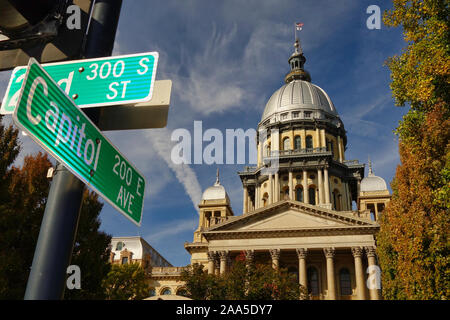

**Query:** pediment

left=207, top=200, right=376, bottom=233
left=239, top=210, right=343, bottom=230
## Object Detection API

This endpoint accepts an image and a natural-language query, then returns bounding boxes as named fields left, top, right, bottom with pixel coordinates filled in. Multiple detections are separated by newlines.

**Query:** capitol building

left=110, top=38, right=391, bottom=300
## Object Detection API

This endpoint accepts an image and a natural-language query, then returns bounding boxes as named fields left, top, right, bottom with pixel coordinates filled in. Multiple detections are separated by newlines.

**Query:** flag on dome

left=296, top=22, right=304, bottom=30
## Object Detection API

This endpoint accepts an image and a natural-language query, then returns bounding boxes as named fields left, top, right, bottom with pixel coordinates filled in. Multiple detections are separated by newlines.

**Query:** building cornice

left=202, top=225, right=380, bottom=241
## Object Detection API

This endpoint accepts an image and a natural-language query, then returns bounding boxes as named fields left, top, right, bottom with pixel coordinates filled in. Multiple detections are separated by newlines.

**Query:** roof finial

left=368, top=156, right=373, bottom=176
left=215, top=168, right=220, bottom=185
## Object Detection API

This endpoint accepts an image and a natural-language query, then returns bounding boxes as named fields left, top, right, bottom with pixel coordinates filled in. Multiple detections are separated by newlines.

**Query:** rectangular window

left=304, top=111, right=311, bottom=118
left=280, top=113, right=288, bottom=120
left=122, top=257, right=128, bottom=264
left=292, top=112, right=300, bottom=118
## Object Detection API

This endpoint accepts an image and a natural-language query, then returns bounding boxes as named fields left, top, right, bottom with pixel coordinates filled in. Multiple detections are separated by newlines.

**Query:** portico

left=186, top=200, right=381, bottom=300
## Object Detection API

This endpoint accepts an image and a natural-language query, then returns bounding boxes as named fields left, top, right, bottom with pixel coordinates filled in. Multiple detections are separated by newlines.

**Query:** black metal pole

left=24, top=0, right=123, bottom=300
left=24, top=164, right=85, bottom=299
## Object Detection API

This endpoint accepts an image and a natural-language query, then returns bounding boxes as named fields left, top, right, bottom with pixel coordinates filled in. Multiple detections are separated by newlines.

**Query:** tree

left=0, top=115, right=20, bottom=204
left=0, top=116, right=111, bottom=299
left=64, top=190, right=112, bottom=300
left=0, top=152, right=52, bottom=299
left=181, top=257, right=307, bottom=300
left=376, top=0, right=449, bottom=300
left=102, top=263, right=149, bottom=300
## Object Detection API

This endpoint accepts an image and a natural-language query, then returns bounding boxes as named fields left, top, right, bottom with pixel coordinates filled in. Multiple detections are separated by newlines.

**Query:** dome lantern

left=284, top=38, right=311, bottom=83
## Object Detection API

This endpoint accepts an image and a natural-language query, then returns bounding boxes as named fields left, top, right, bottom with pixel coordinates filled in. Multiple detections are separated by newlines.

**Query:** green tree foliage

left=377, top=0, right=449, bottom=300
left=64, top=190, right=112, bottom=300
left=0, top=152, right=51, bottom=299
left=0, top=115, right=20, bottom=203
left=0, top=117, right=111, bottom=299
left=102, top=262, right=149, bottom=300
left=181, top=258, right=307, bottom=300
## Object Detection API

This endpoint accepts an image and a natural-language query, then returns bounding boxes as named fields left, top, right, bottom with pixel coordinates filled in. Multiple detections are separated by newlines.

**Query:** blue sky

left=0, top=0, right=408, bottom=267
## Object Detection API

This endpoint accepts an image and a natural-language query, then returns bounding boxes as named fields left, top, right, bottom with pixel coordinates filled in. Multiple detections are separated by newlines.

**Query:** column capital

left=351, top=247, right=364, bottom=258
left=364, top=246, right=377, bottom=258
left=323, top=247, right=335, bottom=259
left=269, top=249, right=280, bottom=260
left=296, top=248, right=308, bottom=259
left=207, top=251, right=216, bottom=261
left=219, top=250, right=229, bottom=261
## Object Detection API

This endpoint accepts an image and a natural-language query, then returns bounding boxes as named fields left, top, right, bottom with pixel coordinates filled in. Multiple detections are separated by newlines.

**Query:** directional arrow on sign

left=2, top=52, right=158, bottom=114
left=13, top=58, right=146, bottom=226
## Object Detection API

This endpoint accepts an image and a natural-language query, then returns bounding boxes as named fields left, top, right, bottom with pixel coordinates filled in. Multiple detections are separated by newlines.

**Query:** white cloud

left=145, top=218, right=197, bottom=243
left=143, top=128, right=203, bottom=213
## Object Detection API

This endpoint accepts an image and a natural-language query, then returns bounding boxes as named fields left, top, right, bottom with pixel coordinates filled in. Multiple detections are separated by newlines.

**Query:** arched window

left=308, top=187, right=316, bottom=205
left=294, top=136, right=301, bottom=150
left=339, top=268, right=352, bottom=295
left=161, top=288, right=172, bottom=295
left=327, top=139, right=334, bottom=156
left=306, top=135, right=313, bottom=149
left=115, top=241, right=125, bottom=251
left=281, top=187, right=289, bottom=200
left=263, top=193, right=268, bottom=207
left=177, top=288, right=188, bottom=297
left=332, top=189, right=341, bottom=211
left=283, top=137, right=291, bottom=151
left=265, top=144, right=271, bottom=157
left=296, top=187, right=303, bottom=202
left=307, top=266, right=319, bottom=296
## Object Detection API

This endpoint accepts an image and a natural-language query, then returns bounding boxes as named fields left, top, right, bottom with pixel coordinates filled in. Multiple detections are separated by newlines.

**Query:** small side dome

left=201, top=170, right=229, bottom=201
left=361, top=161, right=388, bottom=192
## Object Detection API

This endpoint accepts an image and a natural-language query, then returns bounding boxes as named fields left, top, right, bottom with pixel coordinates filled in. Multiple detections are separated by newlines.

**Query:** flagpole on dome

left=295, top=22, right=304, bottom=54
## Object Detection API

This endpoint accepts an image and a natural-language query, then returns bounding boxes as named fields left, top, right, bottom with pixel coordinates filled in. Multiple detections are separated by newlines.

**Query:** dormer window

left=281, top=113, right=288, bottom=120
left=304, top=111, right=312, bottom=118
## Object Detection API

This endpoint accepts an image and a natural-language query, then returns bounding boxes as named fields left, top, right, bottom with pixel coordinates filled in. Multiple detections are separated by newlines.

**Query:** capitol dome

left=360, top=161, right=388, bottom=192
left=261, top=80, right=338, bottom=122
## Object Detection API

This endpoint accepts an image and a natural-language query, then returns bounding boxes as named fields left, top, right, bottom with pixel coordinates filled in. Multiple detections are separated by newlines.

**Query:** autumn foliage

left=376, top=0, right=449, bottom=300
left=0, top=116, right=111, bottom=299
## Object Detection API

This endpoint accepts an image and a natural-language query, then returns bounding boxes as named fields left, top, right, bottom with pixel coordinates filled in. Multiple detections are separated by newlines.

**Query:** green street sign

left=2, top=52, right=158, bottom=114
left=13, top=58, right=146, bottom=226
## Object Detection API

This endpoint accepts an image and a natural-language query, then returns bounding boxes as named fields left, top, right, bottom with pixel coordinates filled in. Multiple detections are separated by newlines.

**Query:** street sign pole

left=24, top=0, right=123, bottom=300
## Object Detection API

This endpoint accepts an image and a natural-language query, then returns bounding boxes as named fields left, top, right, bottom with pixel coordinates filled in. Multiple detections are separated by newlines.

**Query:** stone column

left=352, top=247, right=366, bottom=300
left=315, top=127, right=320, bottom=149
left=214, top=257, right=220, bottom=276
left=219, top=251, right=228, bottom=275
left=268, top=174, right=273, bottom=204
left=243, top=186, right=248, bottom=214
left=320, top=128, right=326, bottom=149
left=337, top=136, right=343, bottom=162
left=374, top=204, right=379, bottom=221
left=324, top=167, right=330, bottom=206
left=269, top=249, right=280, bottom=270
left=289, top=171, right=293, bottom=200
left=365, top=247, right=380, bottom=300
left=207, top=251, right=215, bottom=275
left=274, top=172, right=279, bottom=202
left=303, top=170, right=309, bottom=204
left=244, top=250, right=254, bottom=269
left=318, top=169, right=324, bottom=204
left=255, top=184, right=260, bottom=209
left=302, top=129, right=306, bottom=150
left=296, top=248, right=308, bottom=294
left=324, top=247, right=336, bottom=300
